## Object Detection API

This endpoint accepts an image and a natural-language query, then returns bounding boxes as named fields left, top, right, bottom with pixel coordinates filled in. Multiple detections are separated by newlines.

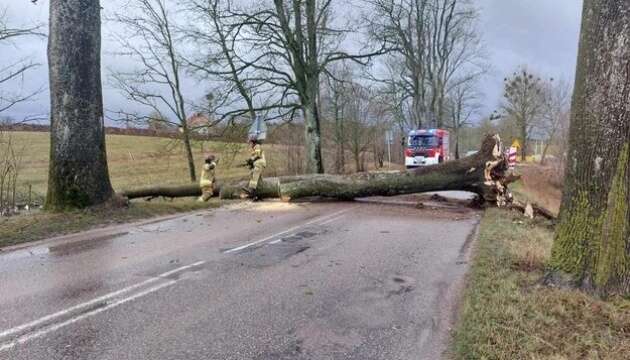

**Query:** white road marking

left=317, top=213, right=347, bottom=226
left=0, top=280, right=177, bottom=352
left=0, top=261, right=205, bottom=343
left=223, top=208, right=354, bottom=254
left=0, top=206, right=355, bottom=351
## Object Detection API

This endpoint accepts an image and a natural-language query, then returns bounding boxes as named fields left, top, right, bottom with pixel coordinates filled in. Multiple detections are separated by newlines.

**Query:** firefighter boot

left=240, top=186, right=252, bottom=199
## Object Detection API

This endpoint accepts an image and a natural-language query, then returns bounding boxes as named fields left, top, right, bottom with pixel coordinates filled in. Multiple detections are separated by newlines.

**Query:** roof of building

left=186, top=112, right=210, bottom=128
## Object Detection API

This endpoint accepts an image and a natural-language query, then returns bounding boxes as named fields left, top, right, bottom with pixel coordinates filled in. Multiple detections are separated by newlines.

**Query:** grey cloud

left=478, top=0, right=582, bottom=115
left=0, top=0, right=583, bottom=123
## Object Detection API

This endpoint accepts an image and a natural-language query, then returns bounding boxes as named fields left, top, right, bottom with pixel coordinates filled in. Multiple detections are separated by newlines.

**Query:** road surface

left=0, top=197, right=479, bottom=360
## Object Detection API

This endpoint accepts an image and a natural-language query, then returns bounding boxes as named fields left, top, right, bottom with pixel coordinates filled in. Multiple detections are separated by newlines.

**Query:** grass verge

left=452, top=208, right=630, bottom=359
left=0, top=199, right=221, bottom=249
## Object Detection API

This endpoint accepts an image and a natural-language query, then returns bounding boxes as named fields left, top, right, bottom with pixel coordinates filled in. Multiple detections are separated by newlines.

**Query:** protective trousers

left=199, top=185, right=214, bottom=202
left=248, top=165, right=263, bottom=190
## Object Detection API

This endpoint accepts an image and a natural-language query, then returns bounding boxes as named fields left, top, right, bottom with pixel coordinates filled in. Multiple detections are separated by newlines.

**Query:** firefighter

left=198, top=154, right=217, bottom=202
left=242, top=137, right=266, bottom=200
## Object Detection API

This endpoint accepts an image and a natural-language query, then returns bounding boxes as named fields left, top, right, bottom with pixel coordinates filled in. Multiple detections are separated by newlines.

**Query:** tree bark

left=122, top=134, right=514, bottom=207
left=454, top=127, right=460, bottom=160
left=412, top=85, right=424, bottom=129
left=303, top=97, right=324, bottom=174
left=332, top=88, right=346, bottom=174
left=304, top=0, right=323, bottom=174
left=46, top=0, right=114, bottom=209
left=520, top=121, right=528, bottom=161
left=550, top=0, right=630, bottom=296
left=181, top=126, right=196, bottom=182
left=540, top=141, right=550, bottom=165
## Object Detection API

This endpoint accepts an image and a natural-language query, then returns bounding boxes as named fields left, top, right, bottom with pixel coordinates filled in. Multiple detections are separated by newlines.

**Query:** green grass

left=0, top=199, right=222, bottom=248
left=452, top=209, right=630, bottom=359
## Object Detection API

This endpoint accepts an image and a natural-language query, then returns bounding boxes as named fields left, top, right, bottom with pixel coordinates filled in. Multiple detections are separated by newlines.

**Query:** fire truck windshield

left=408, top=135, right=437, bottom=148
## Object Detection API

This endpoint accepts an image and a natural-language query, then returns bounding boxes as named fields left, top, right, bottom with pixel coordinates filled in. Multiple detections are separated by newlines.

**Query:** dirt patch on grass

left=452, top=209, right=630, bottom=359
left=515, top=164, right=564, bottom=215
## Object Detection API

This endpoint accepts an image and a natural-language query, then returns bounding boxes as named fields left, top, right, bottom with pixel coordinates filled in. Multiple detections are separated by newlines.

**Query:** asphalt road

left=0, top=197, right=479, bottom=360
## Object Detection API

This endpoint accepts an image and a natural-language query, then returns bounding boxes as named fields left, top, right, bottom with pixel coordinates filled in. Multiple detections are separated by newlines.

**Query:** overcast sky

left=0, top=0, right=583, bottom=124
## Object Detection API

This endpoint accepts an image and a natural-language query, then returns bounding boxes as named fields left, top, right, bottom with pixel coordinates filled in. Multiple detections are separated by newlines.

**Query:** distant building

left=186, top=112, right=211, bottom=135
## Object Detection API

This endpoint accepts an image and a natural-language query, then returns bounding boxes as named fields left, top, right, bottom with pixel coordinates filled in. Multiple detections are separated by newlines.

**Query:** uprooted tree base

left=122, top=135, right=542, bottom=212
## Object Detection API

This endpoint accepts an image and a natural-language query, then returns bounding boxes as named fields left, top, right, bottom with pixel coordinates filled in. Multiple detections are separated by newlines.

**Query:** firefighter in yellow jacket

left=198, top=155, right=217, bottom=202
left=243, top=138, right=266, bottom=200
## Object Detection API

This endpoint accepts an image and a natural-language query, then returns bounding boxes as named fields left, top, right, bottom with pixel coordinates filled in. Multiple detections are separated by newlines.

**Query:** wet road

left=0, top=198, right=479, bottom=360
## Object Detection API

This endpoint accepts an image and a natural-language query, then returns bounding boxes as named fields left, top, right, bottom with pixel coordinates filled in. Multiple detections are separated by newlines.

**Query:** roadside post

left=385, top=130, right=393, bottom=169
left=511, top=138, right=522, bottom=162
left=508, top=146, right=518, bottom=173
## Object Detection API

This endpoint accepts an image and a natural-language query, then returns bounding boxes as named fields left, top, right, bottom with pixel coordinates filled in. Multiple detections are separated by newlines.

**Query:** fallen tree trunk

left=121, top=134, right=515, bottom=206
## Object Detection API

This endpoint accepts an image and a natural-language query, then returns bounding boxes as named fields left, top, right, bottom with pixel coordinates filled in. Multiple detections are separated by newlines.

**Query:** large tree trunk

left=454, top=128, right=460, bottom=160
left=540, top=141, right=550, bottom=166
left=335, top=139, right=345, bottom=174
left=122, top=134, right=514, bottom=207
left=303, top=98, right=324, bottom=174
left=353, top=148, right=361, bottom=173
left=46, top=0, right=114, bottom=210
left=436, top=84, right=445, bottom=128
left=181, top=127, right=197, bottom=182
left=550, top=0, right=630, bottom=296
left=411, top=84, right=423, bottom=129
left=520, top=120, right=528, bottom=161
left=302, top=0, right=324, bottom=175
left=333, top=95, right=345, bottom=174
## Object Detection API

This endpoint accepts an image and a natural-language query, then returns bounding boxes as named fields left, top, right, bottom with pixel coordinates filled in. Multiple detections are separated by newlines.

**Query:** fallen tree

left=122, top=134, right=520, bottom=207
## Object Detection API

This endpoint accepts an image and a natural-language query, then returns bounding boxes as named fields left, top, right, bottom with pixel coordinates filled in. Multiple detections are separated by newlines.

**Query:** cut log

left=121, top=185, right=202, bottom=199
left=121, top=134, right=514, bottom=206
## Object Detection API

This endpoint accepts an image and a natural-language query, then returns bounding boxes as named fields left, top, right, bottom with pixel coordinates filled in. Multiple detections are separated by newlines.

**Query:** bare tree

left=0, top=128, right=25, bottom=214
left=368, top=0, right=485, bottom=129
left=322, top=64, right=352, bottom=173
left=46, top=0, right=114, bottom=209
left=539, top=78, right=571, bottom=165
left=446, top=78, right=482, bottom=159
left=183, top=0, right=261, bottom=121
left=341, top=80, right=390, bottom=173
left=0, top=6, right=44, bottom=115
left=501, top=68, right=547, bottom=161
left=205, top=0, right=387, bottom=174
left=346, top=85, right=372, bottom=172
left=109, top=0, right=201, bottom=182
left=145, top=111, right=176, bottom=131
left=320, top=62, right=393, bottom=173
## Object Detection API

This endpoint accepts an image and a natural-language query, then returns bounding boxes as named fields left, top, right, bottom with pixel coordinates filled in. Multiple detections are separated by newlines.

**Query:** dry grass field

left=9, top=131, right=301, bottom=203
left=1, top=131, right=305, bottom=246
left=510, top=163, right=564, bottom=216
left=2, top=131, right=393, bottom=246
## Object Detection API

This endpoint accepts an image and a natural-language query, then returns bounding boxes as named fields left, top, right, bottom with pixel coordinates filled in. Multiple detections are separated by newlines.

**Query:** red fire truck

left=404, top=129, right=450, bottom=168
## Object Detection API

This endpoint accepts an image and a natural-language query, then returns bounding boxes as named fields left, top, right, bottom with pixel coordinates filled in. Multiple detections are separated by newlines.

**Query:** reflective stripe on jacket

left=250, top=144, right=266, bottom=168
left=199, top=162, right=216, bottom=187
